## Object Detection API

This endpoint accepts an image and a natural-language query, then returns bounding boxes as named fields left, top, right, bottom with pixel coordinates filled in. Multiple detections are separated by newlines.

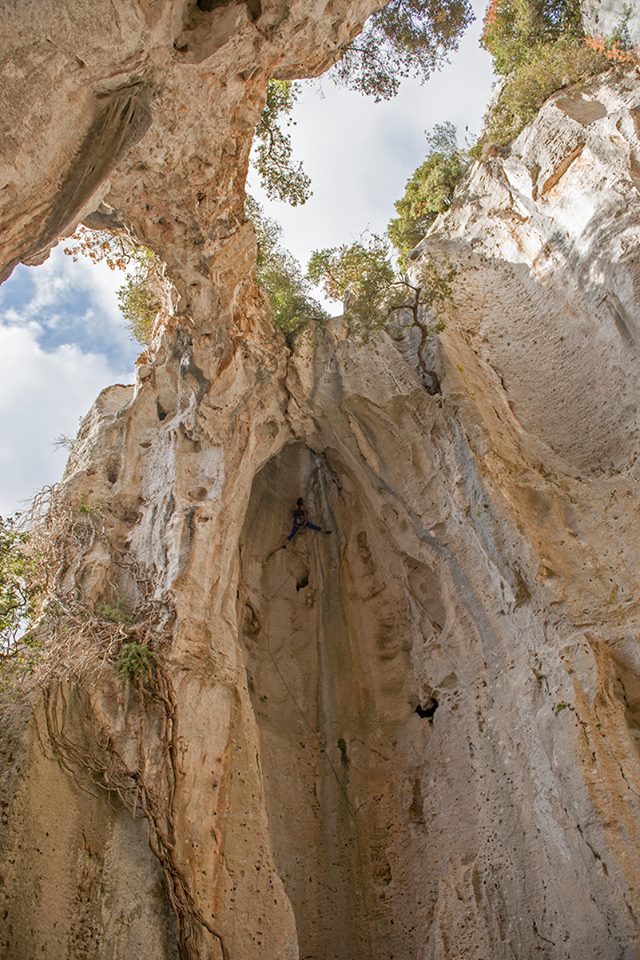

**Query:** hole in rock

left=415, top=697, right=439, bottom=720
left=196, top=0, right=229, bottom=10
left=156, top=402, right=167, bottom=421
left=237, top=442, right=441, bottom=959
left=105, top=457, right=120, bottom=485
left=295, top=573, right=309, bottom=591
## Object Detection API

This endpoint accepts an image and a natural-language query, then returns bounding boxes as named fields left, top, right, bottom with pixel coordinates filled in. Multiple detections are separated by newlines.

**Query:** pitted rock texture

left=0, top=0, right=383, bottom=296
left=3, top=7, right=640, bottom=960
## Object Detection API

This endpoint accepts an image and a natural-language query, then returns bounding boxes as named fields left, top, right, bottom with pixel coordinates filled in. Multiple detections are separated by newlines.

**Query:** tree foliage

left=253, top=80, right=312, bottom=206
left=486, top=37, right=609, bottom=145
left=331, top=0, right=473, bottom=100
left=308, top=235, right=395, bottom=340
left=308, top=235, right=455, bottom=344
left=116, top=641, right=154, bottom=677
left=481, top=0, right=583, bottom=75
left=247, top=197, right=327, bottom=339
left=253, top=1, right=474, bottom=206
left=480, top=0, right=614, bottom=146
left=64, top=227, right=164, bottom=345
left=388, top=122, right=468, bottom=267
left=0, top=515, right=40, bottom=655
left=116, top=246, right=163, bottom=346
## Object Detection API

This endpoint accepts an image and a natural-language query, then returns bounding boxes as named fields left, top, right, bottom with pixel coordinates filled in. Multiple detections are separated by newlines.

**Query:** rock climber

left=286, top=497, right=330, bottom=543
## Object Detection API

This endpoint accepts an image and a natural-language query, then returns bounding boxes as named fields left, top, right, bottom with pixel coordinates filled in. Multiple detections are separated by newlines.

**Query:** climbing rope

left=260, top=549, right=375, bottom=960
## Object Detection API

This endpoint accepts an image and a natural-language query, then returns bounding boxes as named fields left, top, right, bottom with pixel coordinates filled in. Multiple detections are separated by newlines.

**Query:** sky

left=249, top=0, right=493, bottom=274
left=0, top=250, right=138, bottom=514
left=0, top=1, right=493, bottom=516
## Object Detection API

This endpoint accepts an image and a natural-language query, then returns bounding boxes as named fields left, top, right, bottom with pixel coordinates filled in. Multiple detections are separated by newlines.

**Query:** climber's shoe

left=324, top=529, right=332, bottom=535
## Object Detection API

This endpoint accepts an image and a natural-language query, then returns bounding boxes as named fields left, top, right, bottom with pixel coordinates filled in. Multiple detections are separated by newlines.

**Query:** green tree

left=308, top=235, right=455, bottom=348
left=481, top=0, right=584, bottom=75
left=247, top=198, right=327, bottom=339
left=479, top=0, right=612, bottom=146
left=253, top=80, right=312, bottom=206
left=0, top=515, right=40, bottom=655
left=116, top=641, right=154, bottom=677
left=116, top=245, right=163, bottom=346
left=486, top=37, right=608, bottom=145
left=388, top=122, right=468, bottom=267
left=253, top=1, right=474, bottom=206
left=331, top=0, right=473, bottom=100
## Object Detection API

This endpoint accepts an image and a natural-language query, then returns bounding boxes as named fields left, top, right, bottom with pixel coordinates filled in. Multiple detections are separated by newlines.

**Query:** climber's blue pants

left=287, top=520, right=321, bottom=541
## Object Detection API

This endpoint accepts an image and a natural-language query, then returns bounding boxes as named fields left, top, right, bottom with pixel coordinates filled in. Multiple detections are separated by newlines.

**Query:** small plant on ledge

left=116, top=641, right=154, bottom=677
left=96, top=600, right=133, bottom=625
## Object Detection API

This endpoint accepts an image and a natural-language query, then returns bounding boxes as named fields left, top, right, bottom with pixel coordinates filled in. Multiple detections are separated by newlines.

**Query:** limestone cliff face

left=2, top=5, right=640, bottom=960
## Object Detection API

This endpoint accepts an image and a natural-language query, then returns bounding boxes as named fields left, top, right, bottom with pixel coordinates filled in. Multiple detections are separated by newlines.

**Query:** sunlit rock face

left=399, top=69, right=640, bottom=957
left=0, top=0, right=381, bottom=295
left=2, top=4, right=640, bottom=959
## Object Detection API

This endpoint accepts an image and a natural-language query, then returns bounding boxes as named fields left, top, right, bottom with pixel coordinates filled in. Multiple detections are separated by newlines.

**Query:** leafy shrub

left=482, top=0, right=584, bottom=75
left=388, top=122, right=468, bottom=267
left=0, top=515, right=40, bottom=655
left=585, top=7, right=637, bottom=67
left=116, top=641, right=154, bottom=677
left=247, top=197, right=327, bottom=339
left=96, top=601, right=132, bottom=625
left=479, top=0, right=614, bottom=147
left=487, top=37, right=609, bottom=146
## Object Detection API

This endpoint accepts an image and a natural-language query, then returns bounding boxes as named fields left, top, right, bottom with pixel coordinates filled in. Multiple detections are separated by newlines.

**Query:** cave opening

left=196, top=0, right=229, bottom=11
left=296, top=572, right=310, bottom=591
left=237, top=442, right=433, bottom=959
left=415, top=697, right=438, bottom=720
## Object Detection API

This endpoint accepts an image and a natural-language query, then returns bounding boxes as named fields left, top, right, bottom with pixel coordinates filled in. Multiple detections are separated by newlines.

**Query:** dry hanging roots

left=2, top=484, right=162, bottom=698
left=42, top=669, right=228, bottom=960
left=3, top=485, right=227, bottom=959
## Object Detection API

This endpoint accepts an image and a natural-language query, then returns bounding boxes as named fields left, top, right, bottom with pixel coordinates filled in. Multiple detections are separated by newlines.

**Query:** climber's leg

left=304, top=521, right=322, bottom=532
left=287, top=525, right=300, bottom=542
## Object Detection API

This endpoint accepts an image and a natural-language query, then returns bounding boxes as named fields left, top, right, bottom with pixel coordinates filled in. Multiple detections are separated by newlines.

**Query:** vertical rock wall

left=238, top=443, right=432, bottom=959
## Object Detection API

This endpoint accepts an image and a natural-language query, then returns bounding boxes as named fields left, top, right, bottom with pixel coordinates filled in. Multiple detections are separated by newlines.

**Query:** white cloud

left=0, top=324, right=131, bottom=515
left=26, top=244, right=131, bottom=344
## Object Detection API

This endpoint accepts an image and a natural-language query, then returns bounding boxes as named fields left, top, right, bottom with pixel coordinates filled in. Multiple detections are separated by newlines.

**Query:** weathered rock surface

left=583, top=0, right=640, bottom=45
left=2, top=5, right=640, bottom=960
